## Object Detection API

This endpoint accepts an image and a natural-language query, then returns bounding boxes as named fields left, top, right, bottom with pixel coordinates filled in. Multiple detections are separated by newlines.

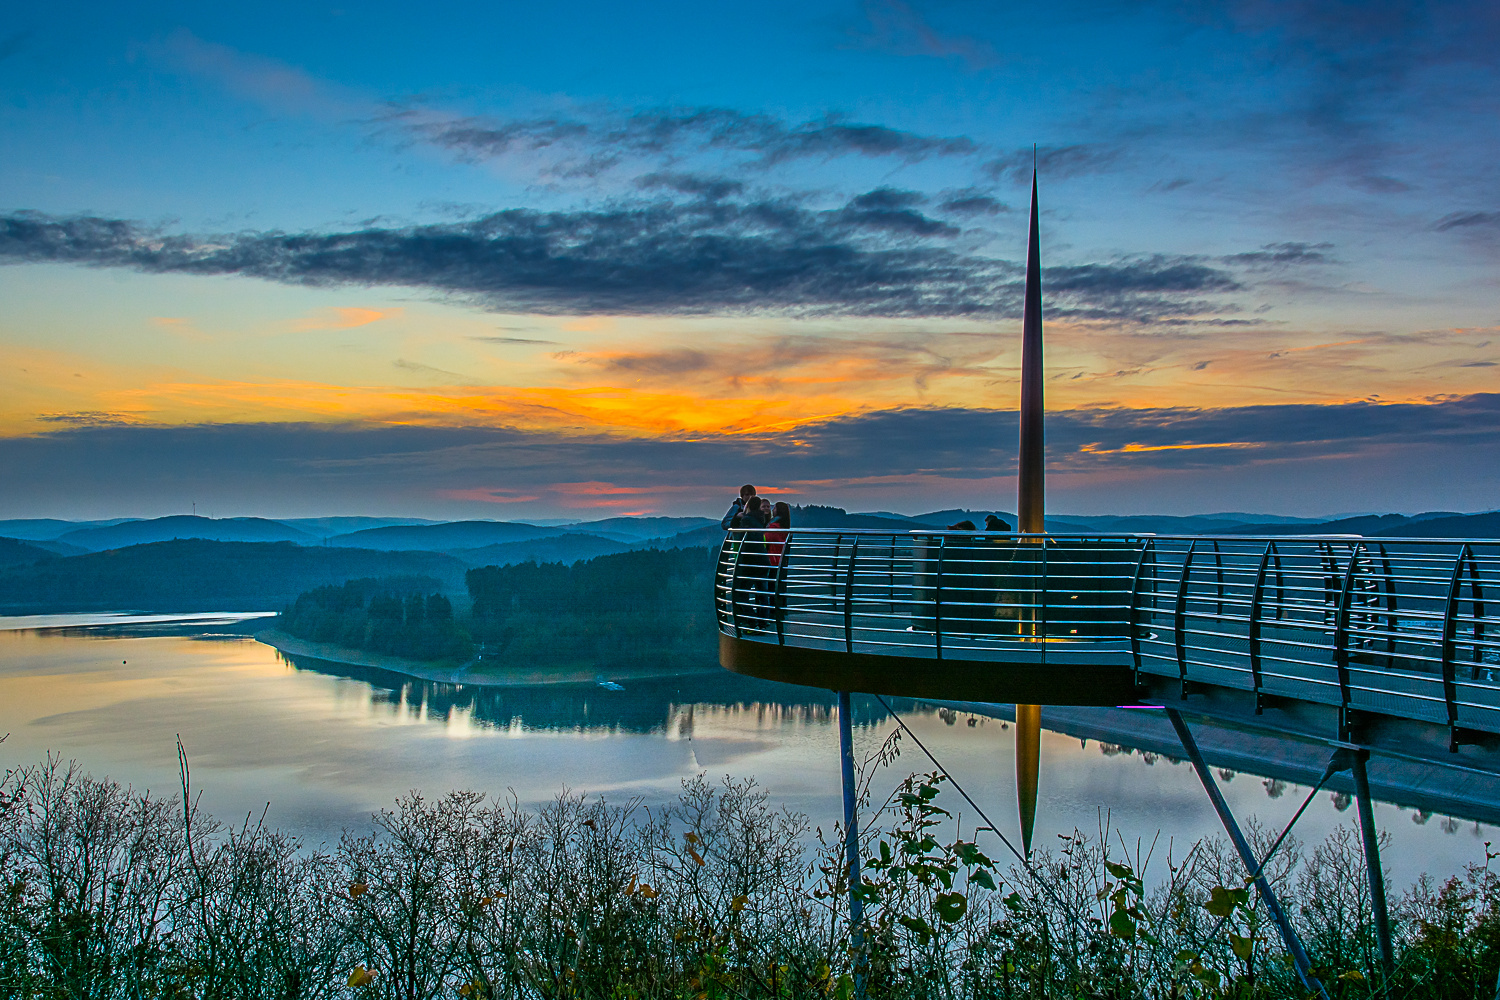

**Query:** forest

left=276, top=577, right=474, bottom=662
left=274, top=546, right=720, bottom=669
left=465, top=545, right=719, bottom=672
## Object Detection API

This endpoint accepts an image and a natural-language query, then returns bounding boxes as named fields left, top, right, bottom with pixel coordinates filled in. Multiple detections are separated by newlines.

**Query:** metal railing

left=716, top=529, right=1500, bottom=738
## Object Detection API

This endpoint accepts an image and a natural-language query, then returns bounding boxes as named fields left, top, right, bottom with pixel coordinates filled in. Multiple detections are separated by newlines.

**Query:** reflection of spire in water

left=1016, top=160, right=1045, bottom=858
left=1015, top=704, right=1040, bottom=856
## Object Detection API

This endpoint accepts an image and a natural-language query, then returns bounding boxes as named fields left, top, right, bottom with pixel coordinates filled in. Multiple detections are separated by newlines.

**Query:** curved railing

left=715, top=529, right=1500, bottom=736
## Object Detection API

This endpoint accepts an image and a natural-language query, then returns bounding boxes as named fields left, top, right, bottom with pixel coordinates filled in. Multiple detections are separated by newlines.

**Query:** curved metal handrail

left=715, top=528, right=1500, bottom=737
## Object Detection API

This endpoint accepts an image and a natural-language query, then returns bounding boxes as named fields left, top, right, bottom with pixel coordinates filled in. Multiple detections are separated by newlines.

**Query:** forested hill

left=0, top=539, right=467, bottom=613
left=464, top=547, right=719, bottom=671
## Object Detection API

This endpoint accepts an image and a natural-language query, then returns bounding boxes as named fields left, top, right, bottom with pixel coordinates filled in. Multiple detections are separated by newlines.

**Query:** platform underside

left=719, top=631, right=1140, bottom=705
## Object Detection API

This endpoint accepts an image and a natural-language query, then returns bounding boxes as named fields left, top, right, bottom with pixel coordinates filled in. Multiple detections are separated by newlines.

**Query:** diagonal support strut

left=1165, top=708, right=1330, bottom=1000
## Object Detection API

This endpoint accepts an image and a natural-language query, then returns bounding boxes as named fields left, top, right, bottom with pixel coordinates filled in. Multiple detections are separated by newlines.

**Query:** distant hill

left=641, top=524, right=725, bottom=550
left=58, top=516, right=317, bottom=552
left=326, top=520, right=563, bottom=551
left=1230, top=514, right=1413, bottom=535
left=0, top=539, right=467, bottom=613
left=275, top=516, right=441, bottom=537
left=0, top=518, right=140, bottom=541
left=789, top=505, right=928, bottom=529
left=0, top=537, right=59, bottom=568
left=1376, top=511, right=1500, bottom=539
left=563, top=516, right=715, bottom=540
left=454, top=533, right=634, bottom=568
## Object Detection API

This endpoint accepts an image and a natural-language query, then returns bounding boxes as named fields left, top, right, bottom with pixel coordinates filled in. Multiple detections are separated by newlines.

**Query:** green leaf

left=953, top=841, right=995, bottom=869
left=1103, top=860, right=1134, bottom=880
left=898, top=915, right=934, bottom=943
left=933, top=891, right=968, bottom=923
left=1228, top=933, right=1254, bottom=960
left=1002, top=891, right=1025, bottom=913
left=970, top=869, right=998, bottom=891
left=1108, top=908, right=1136, bottom=939
left=1206, top=886, right=1239, bottom=918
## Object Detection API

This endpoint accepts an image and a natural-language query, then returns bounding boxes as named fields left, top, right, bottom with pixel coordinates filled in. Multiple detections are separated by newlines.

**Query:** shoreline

left=254, top=628, right=718, bottom=688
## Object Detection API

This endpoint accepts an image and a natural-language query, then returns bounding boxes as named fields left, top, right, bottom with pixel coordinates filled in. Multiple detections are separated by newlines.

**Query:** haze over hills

left=327, top=521, right=565, bottom=551
left=0, top=539, right=467, bottom=613
left=56, top=516, right=318, bottom=552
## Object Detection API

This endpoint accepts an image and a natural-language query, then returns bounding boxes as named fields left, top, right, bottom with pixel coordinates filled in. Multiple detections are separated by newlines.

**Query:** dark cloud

left=635, top=172, right=746, bottom=201
left=983, top=145, right=1122, bottom=184
left=34, top=411, right=132, bottom=427
left=1433, top=211, right=1500, bottom=232
left=0, top=207, right=1245, bottom=322
left=937, top=191, right=1007, bottom=216
left=847, top=187, right=926, bottom=210
left=471, top=336, right=558, bottom=346
left=6, top=394, right=1496, bottom=517
left=1043, top=257, right=1243, bottom=323
left=386, top=105, right=977, bottom=176
left=1223, top=242, right=1335, bottom=268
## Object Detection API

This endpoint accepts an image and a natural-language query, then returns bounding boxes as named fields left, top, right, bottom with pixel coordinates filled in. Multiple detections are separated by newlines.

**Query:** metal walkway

left=716, top=528, right=1500, bottom=747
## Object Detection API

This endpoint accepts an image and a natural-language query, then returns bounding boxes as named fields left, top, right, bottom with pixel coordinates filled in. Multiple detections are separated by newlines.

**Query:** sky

left=2, top=0, right=1498, bottom=520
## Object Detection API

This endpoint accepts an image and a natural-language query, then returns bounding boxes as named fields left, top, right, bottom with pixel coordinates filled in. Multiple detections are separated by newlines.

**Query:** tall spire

left=1015, top=162, right=1043, bottom=857
left=1017, top=165, right=1044, bottom=535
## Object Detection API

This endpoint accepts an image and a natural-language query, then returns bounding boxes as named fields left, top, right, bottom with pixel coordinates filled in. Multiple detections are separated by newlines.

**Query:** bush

left=2, top=751, right=1499, bottom=998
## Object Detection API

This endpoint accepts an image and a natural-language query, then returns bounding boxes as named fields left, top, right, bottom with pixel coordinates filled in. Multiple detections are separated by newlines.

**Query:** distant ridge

left=327, top=520, right=562, bottom=551
left=0, top=539, right=465, bottom=613
left=0, top=537, right=59, bottom=567
left=1375, top=511, right=1500, bottom=538
left=58, top=516, right=318, bottom=552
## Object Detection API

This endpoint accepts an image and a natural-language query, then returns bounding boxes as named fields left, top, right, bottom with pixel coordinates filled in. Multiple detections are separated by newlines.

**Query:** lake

left=0, top=613, right=1491, bottom=890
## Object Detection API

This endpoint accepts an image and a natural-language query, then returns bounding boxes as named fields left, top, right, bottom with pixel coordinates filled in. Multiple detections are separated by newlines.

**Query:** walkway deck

left=717, top=529, right=1500, bottom=747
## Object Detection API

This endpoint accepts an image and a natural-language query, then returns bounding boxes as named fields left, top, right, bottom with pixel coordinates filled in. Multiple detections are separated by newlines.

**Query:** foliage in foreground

left=1, top=752, right=1499, bottom=999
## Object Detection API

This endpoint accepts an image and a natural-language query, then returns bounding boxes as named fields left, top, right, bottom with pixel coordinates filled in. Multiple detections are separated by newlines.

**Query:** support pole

left=1350, top=750, right=1395, bottom=979
left=1165, top=708, right=1328, bottom=1000
left=838, top=691, right=866, bottom=993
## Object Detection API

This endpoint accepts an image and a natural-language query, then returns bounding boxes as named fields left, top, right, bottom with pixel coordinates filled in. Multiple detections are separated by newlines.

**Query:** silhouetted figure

left=985, top=514, right=1011, bottom=532
left=720, top=483, right=758, bottom=529
left=764, top=501, right=792, bottom=618
left=732, top=496, right=772, bottom=628
left=947, top=520, right=977, bottom=531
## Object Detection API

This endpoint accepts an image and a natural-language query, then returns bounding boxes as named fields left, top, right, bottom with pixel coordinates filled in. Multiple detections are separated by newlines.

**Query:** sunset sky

left=3, top=0, right=1498, bottom=519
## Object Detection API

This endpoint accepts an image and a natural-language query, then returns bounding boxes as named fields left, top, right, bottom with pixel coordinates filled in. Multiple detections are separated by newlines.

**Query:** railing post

left=1210, top=540, right=1225, bottom=617
left=727, top=532, right=746, bottom=638
left=1127, top=538, right=1155, bottom=681
left=774, top=534, right=792, bottom=646
left=1165, top=708, right=1330, bottom=1000
left=1465, top=549, right=1486, bottom=680
left=934, top=536, right=945, bottom=661
left=844, top=538, right=860, bottom=654
left=1174, top=542, right=1198, bottom=700
left=1250, top=542, right=1273, bottom=714
left=837, top=691, right=866, bottom=995
left=1334, top=542, right=1364, bottom=739
left=1442, top=544, right=1472, bottom=751
left=1376, top=543, right=1399, bottom=666
left=1350, top=749, right=1395, bottom=980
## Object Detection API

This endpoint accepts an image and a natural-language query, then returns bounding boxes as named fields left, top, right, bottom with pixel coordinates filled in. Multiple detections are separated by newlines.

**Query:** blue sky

left=2, top=0, right=1497, bottom=518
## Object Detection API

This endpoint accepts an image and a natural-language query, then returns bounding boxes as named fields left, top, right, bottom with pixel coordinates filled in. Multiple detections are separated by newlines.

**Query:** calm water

left=0, top=614, right=1491, bottom=890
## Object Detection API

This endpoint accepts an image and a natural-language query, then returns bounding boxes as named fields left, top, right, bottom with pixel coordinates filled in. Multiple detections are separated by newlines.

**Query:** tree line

left=275, top=546, right=719, bottom=669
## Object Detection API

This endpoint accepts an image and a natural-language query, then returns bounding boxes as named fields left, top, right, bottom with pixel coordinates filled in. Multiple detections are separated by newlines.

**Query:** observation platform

left=716, top=528, right=1500, bottom=748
